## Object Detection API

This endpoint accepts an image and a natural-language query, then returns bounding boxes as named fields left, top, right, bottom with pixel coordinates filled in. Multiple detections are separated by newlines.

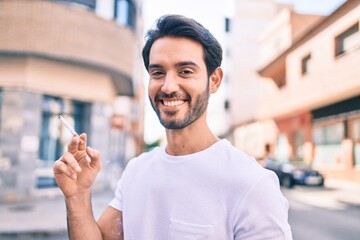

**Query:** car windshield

left=291, top=160, right=312, bottom=170
left=265, top=158, right=313, bottom=170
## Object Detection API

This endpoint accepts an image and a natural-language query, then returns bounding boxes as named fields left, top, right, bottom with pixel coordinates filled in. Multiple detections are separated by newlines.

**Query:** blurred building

left=257, top=0, right=360, bottom=182
left=0, top=0, right=144, bottom=202
left=223, top=0, right=292, bottom=159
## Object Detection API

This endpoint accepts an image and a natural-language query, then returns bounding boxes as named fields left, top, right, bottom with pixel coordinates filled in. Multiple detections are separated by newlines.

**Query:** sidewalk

left=325, top=179, right=360, bottom=207
left=0, top=179, right=359, bottom=235
left=0, top=188, right=114, bottom=235
left=282, top=178, right=360, bottom=210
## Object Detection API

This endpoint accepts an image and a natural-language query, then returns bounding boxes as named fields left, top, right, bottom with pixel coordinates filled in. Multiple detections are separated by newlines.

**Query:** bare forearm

left=65, top=193, right=103, bottom=240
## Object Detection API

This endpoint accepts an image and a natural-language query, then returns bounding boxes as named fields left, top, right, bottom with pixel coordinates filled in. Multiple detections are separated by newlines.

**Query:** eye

left=150, top=70, right=164, bottom=78
left=179, top=69, right=193, bottom=76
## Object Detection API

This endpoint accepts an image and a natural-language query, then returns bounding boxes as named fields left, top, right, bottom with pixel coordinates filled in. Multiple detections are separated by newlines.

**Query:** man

left=53, top=14, right=293, bottom=240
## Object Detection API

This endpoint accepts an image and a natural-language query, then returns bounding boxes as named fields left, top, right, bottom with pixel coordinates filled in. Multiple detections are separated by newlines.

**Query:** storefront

left=273, top=112, right=313, bottom=163
left=311, top=95, right=360, bottom=181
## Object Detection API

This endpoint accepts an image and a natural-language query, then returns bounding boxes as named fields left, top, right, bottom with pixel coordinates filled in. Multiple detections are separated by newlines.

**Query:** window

left=352, top=118, right=360, bottom=167
left=225, top=17, right=231, bottom=32
left=335, top=22, right=359, bottom=56
left=115, top=0, right=136, bottom=29
left=58, top=0, right=96, bottom=9
left=37, top=96, right=89, bottom=187
left=313, top=122, right=344, bottom=145
left=224, top=100, right=230, bottom=110
left=301, top=54, right=311, bottom=75
left=312, top=122, right=344, bottom=167
left=225, top=48, right=231, bottom=58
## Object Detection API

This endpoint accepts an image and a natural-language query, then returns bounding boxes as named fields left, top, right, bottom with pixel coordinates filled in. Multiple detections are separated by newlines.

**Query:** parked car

left=263, top=159, right=324, bottom=188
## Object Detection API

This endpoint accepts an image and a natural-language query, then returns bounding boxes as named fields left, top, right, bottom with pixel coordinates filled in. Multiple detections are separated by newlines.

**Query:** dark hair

left=142, top=14, right=223, bottom=77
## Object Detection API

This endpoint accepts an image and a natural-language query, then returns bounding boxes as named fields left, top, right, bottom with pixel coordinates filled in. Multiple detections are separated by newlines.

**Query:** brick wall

left=0, top=0, right=135, bottom=76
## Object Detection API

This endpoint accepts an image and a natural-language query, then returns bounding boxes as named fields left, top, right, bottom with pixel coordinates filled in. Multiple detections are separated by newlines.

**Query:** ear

left=209, top=67, right=223, bottom=94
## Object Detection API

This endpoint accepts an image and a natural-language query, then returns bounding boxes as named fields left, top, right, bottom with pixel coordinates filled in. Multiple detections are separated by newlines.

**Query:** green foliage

left=144, top=139, right=162, bottom=151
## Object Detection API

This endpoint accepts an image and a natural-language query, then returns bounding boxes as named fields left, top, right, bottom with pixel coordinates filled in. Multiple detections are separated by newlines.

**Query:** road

left=282, top=186, right=360, bottom=240
left=1, top=186, right=359, bottom=240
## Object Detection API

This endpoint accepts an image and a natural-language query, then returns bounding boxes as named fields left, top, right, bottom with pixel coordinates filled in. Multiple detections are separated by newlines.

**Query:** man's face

left=147, top=37, right=210, bottom=130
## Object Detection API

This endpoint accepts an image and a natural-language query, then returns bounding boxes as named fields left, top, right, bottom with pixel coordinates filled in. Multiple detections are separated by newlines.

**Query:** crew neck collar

left=161, top=139, right=227, bottom=161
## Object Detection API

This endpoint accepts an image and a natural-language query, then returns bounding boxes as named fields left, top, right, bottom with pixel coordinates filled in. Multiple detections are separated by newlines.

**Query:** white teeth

left=163, top=100, right=185, bottom=107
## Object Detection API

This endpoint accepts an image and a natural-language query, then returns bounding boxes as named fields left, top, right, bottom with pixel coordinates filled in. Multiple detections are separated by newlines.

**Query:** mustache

left=154, top=92, right=190, bottom=101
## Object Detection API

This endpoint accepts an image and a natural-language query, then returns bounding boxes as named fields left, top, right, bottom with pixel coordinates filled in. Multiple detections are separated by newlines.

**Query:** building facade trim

left=0, top=51, right=134, bottom=96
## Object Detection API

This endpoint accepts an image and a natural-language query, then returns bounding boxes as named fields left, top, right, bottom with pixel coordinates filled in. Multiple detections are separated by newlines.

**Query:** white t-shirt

left=110, top=139, right=292, bottom=240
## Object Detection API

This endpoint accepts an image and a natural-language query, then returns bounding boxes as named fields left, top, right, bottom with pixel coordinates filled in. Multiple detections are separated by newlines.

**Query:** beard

left=149, top=84, right=210, bottom=130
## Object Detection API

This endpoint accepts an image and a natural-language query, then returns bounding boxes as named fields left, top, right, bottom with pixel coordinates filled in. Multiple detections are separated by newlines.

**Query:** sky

left=141, top=0, right=347, bottom=143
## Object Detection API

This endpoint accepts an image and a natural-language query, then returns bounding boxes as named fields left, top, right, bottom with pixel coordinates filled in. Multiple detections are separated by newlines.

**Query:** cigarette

left=59, top=115, right=77, bottom=135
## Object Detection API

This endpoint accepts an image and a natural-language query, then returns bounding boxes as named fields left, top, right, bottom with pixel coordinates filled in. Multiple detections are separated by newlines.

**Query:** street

left=283, top=186, right=360, bottom=240
left=1, top=185, right=359, bottom=240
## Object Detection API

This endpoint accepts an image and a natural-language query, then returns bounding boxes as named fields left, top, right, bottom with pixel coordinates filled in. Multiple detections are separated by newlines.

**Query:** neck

left=164, top=116, right=219, bottom=156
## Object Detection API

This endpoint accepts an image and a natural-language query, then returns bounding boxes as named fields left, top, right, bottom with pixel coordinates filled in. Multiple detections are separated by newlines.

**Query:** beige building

left=224, top=0, right=293, bottom=159
left=0, top=0, right=144, bottom=202
left=257, top=0, right=360, bottom=182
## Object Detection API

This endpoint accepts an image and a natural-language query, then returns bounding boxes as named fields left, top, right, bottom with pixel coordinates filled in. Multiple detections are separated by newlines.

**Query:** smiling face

left=148, top=37, right=210, bottom=130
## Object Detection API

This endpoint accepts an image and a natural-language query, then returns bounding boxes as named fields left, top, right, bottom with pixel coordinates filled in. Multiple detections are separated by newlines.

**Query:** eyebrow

left=175, top=61, right=199, bottom=69
left=148, top=64, right=162, bottom=70
left=148, top=61, right=200, bottom=71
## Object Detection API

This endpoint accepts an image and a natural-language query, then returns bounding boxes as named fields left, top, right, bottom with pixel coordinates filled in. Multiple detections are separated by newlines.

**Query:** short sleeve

left=233, top=171, right=293, bottom=240
left=109, top=178, right=123, bottom=211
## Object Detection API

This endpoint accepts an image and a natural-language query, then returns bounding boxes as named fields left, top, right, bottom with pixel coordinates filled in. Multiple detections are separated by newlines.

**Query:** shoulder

left=214, top=139, right=267, bottom=175
left=215, top=139, right=255, bottom=160
left=127, top=146, right=163, bottom=166
left=205, top=139, right=274, bottom=191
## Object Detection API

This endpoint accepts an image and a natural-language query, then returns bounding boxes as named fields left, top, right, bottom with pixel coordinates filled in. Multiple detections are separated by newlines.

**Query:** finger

left=86, top=146, right=101, bottom=171
left=67, top=133, right=86, bottom=153
left=78, top=133, right=87, bottom=151
left=60, top=152, right=82, bottom=173
left=68, top=136, right=81, bottom=153
left=53, top=160, right=78, bottom=180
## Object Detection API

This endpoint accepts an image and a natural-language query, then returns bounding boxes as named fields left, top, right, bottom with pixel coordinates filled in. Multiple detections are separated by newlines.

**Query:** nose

left=161, top=73, right=179, bottom=94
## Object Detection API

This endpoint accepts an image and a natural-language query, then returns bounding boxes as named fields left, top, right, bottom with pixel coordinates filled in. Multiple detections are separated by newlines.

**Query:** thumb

left=86, top=146, right=101, bottom=171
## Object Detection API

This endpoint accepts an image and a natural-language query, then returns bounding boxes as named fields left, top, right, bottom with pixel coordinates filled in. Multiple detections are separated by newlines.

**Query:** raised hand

left=53, top=133, right=101, bottom=197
